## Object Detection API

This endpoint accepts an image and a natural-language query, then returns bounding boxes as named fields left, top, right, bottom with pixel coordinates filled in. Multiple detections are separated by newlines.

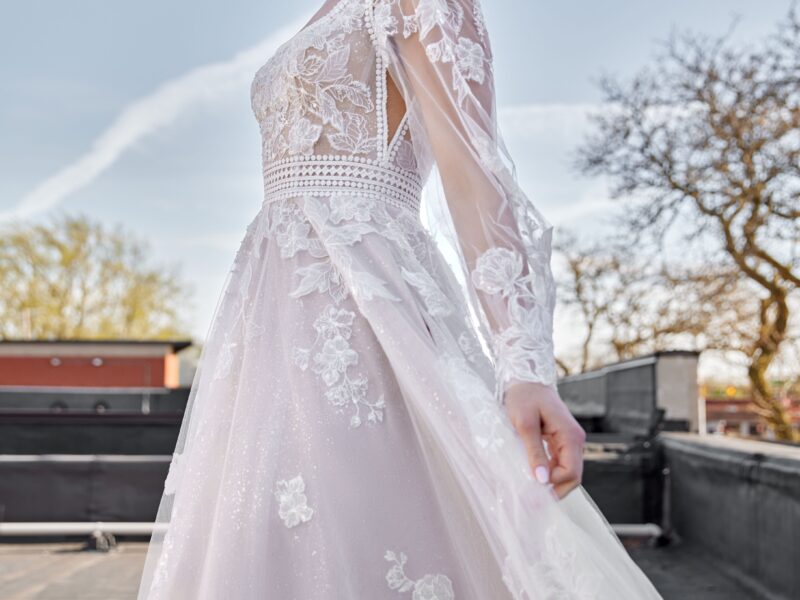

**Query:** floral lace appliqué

left=376, top=0, right=490, bottom=106
left=251, top=2, right=379, bottom=162
left=294, top=303, right=386, bottom=428
left=274, top=474, right=314, bottom=529
left=471, top=246, right=557, bottom=388
left=401, top=267, right=453, bottom=317
left=385, top=550, right=455, bottom=600
left=457, top=331, right=481, bottom=363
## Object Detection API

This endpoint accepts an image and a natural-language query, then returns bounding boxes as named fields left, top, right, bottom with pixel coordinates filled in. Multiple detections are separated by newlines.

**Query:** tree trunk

left=747, top=292, right=798, bottom=441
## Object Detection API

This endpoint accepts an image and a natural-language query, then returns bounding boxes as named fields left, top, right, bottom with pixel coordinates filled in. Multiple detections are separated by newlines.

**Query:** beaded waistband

left=263, top=155, right=423, bottom=213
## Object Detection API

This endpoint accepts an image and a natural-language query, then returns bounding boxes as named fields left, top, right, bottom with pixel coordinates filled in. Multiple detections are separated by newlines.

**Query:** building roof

left=0, top=339, right=193, bottom=353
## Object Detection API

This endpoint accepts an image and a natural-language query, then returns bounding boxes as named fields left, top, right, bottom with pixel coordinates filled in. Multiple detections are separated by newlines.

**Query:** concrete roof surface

left=0, top=540, right=759, bottom=599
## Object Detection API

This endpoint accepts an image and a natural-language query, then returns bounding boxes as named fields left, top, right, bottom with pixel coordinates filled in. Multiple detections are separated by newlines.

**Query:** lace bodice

left=250, top=0, right=422, bottom=209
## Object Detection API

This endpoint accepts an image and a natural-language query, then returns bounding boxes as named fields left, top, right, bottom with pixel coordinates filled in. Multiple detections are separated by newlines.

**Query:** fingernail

left=535, top=466, right=550, bottom=484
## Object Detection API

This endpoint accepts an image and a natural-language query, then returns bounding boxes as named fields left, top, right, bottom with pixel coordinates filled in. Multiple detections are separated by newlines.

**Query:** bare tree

left=555, top=231, right=618, bottom=372
left=0, top=213, right=192, bottom=340
left=575, top=9, right=800, bottom=439
left=556, top=231, right=759, bottom=372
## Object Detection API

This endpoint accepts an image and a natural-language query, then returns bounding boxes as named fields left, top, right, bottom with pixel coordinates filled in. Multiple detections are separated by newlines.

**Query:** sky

left=0, top=0, right=793, bottom=375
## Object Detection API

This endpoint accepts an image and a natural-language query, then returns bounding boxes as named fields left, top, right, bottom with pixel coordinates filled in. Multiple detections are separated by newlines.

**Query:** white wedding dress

left=137, top=1, right=662, bottom=598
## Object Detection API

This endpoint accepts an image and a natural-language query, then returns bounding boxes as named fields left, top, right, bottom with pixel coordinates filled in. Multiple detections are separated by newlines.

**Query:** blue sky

left=0, top=0, right=791, bottom=369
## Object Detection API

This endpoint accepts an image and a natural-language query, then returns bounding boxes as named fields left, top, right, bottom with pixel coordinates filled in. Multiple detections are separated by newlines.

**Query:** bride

left=137, top=1, right=662, bottom=598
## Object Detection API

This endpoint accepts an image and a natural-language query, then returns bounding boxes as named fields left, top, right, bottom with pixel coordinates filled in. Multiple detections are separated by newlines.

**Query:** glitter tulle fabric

left=136, top=1, right=662, bottom=598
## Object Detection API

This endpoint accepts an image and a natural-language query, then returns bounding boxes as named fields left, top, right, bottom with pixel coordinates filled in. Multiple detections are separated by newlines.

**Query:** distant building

left=0, top=340, right=192, bottom=414
left=702, top=387, right=800, bottom=438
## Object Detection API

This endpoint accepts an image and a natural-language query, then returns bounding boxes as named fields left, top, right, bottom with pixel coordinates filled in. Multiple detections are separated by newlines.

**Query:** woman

left=137, top=1, right=662, bottom=598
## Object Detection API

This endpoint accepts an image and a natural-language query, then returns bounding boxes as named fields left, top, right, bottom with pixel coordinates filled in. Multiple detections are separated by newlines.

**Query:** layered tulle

left=137, top=190, right=660, bottom=599
left=137, top=195, right=515, bottom=599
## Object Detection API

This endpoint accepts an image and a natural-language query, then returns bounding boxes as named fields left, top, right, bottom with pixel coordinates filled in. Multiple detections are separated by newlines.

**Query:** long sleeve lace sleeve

left=370, top=0, right=559, bottom=400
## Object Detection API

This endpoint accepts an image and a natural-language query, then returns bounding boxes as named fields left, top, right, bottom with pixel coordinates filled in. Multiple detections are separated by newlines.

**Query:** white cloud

left=0, top=15, right=309, bottom=223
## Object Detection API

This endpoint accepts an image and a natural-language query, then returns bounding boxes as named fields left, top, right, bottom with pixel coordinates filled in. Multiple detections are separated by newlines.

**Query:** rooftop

left=0, top=539, right=755, bottom=599
left=0, top=339, right=193, bottom=352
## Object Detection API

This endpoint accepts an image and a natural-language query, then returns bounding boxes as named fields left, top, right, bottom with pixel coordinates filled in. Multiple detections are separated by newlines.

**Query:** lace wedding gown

left=137, top=1, right=662, bottom=598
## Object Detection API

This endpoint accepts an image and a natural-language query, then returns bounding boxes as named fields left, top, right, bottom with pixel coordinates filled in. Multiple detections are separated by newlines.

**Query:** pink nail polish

left=535, top=465, right=550, bottom=484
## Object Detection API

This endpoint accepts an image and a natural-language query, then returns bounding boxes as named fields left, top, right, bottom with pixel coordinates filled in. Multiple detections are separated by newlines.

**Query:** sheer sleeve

left=370, top=0, right=559, bottom=400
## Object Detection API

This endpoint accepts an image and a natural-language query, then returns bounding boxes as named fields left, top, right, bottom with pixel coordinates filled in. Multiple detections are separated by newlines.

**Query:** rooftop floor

left=627, top=543, right=757, bottom=599
left=0, top=539, right=758, bottom=599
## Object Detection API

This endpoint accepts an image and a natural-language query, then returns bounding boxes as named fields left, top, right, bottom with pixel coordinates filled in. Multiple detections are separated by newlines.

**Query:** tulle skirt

left=136, top=192, right=662, bottom=599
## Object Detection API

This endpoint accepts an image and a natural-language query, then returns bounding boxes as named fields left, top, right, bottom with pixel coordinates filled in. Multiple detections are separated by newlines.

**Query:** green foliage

left=0, top=213, right=192, bottom=340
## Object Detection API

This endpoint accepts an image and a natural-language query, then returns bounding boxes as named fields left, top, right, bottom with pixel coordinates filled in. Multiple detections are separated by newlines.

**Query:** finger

left=553, top=479, right=581, bottom=499
left=550, top=439, right=583, bottom=487
left=548, top=451, right=559, bottom=477
left=513, top=412, right=551, bottom=485
left=542, top=434, right=560, bottom=475
left=550, top=461, right=572, bottom=485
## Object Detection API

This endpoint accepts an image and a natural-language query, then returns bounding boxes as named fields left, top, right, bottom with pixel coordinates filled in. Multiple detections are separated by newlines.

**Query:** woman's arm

left=373, top=0, right=585, bottom=497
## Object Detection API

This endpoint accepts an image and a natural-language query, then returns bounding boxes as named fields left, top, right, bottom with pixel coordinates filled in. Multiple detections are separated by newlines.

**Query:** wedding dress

left=137, top=1, right=662, bottom=598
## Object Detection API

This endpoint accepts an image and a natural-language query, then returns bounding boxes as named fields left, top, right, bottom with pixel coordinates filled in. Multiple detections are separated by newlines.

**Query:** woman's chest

left=250, top=0, right=378, bottom=125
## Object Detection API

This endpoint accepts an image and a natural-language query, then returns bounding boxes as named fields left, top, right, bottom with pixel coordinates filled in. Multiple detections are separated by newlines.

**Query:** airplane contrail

left=4, top=19, right=618, bottom=226
left=0, top=15, right=309, bottom=222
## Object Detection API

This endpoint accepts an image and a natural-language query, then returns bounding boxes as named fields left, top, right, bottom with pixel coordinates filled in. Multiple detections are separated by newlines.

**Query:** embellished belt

left=263, top=155, right=423, bottom=213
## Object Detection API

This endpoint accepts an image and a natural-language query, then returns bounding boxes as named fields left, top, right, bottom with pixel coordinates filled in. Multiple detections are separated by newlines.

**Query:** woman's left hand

left=504, top=381, right=586, bottom=499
